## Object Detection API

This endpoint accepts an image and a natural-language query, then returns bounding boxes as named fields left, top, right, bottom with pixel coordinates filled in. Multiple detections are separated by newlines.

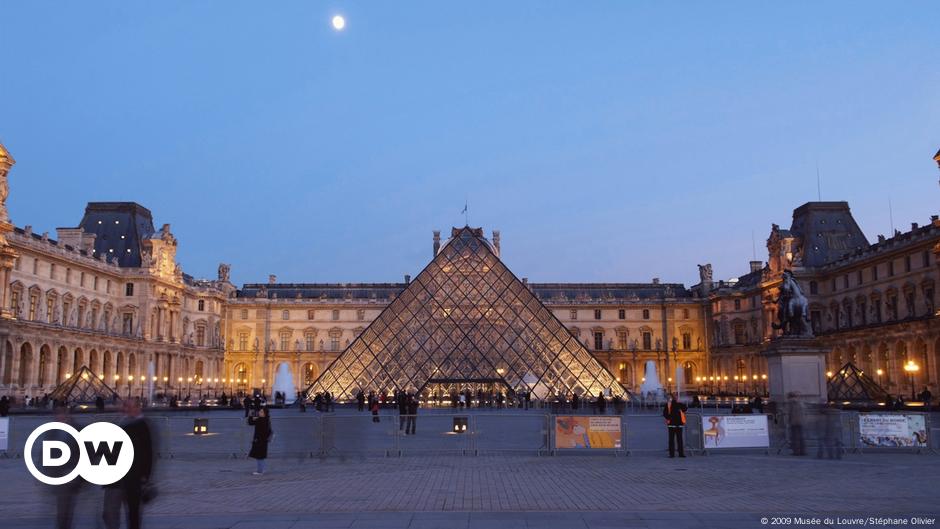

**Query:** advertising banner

left=702, top=414, right=769, bottom=449
left=0, top=417, right=8, bottom=451
left=859, top=414, right=927, bottom=448
left=554, top=416, right=622, bottom=449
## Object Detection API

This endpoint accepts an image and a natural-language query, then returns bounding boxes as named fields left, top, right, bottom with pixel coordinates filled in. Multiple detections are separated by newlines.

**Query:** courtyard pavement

left=0, top=451, right=937, bottom=528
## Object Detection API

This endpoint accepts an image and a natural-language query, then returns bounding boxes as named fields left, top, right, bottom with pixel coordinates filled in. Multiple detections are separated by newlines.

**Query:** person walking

left=786, top=392, right=806, bottom=456
left=0, top=395, right=9, bottom=417
left=597, top=392, right=607, bottom=415
left=248, top=406, right=273, bottom=475
left=103, top=398, right=154, bottom=529
left=406, top=393, right=418, bottom=435
left=357, top=390, right=365, bottom=412
left=398, top=391, right=408, bottom=433
left=662, top=392, right=687, bottom=458
left=370, top=398, right=380, bottom=423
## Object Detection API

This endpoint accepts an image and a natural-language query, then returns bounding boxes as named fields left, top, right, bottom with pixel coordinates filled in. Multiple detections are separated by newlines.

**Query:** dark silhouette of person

left=248, top=406, right=273, bottom=475
left=596, top=393, right=607, bottom=415
left=356, top=390, right=365, bottom=412
left=662, top=392, right=687, bottom=458
left=103, top=398, right=154, bottom=529
left=406, top=394, right=418, bottom=435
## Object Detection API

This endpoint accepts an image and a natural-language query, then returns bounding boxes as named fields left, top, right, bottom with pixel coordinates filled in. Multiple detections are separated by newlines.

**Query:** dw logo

left=24, top=422, right=135, bottom=486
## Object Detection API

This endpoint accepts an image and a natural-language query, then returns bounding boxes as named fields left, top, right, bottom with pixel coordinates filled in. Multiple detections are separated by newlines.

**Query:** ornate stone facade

left=0, top=141, right=936, bottom=401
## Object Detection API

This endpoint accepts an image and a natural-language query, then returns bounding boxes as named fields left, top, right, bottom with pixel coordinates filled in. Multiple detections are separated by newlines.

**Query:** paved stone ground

left=0, top=452, right=938, bottom=528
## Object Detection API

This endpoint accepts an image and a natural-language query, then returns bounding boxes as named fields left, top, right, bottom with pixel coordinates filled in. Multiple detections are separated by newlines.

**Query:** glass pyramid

left=826, top=362, right=889, bottom=404
left=49, top=365, right=120, bottom=404
left=306, top=227, right=625, bottom=401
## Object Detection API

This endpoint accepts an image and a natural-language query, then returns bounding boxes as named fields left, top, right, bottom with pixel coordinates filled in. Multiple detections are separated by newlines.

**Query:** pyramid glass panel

left=306, top=227, right=625, bottom=400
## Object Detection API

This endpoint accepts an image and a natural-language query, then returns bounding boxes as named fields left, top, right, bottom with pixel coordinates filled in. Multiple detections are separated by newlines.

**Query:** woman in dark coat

left=248, top=406, right=273, bottom=475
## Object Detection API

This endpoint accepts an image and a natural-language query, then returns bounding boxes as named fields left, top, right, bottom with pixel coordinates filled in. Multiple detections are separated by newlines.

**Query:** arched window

left=18, top=343, right=33, bottom=387
left=303, top=363, right=317, bottom=386
left=683, top=361, right=695, bottom=384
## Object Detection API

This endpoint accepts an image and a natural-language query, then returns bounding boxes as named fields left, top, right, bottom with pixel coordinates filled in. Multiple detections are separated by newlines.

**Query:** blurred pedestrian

left=248, top=406, right=273, bottom=475
left=356, top=390, right=365, bottom=412
left=103, top=397, right=154, bottom=529
left=662, top=392, right=687, bottom=458
left=786, top=392, right=806, bottom=456
left=370, top=399, right=380, bottom=423
left=816, top=406, right=843, bottom=460
left=0, top=395, right=9, bottom=417
left=596, top=392, right=607, bottom=415
left=398, top=391, right=408, bottom=432
left=406, top=394, right=418, bottom=435
left=49, top=403, right=81, bottom=529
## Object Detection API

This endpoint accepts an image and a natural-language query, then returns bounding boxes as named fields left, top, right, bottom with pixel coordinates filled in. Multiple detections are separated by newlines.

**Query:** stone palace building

left=0, top=141, right=938, bottom=401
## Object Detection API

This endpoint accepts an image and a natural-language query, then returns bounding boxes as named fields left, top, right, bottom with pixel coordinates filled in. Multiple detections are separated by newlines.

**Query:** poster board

left=702, top=414, right=769, bottom=449
left=859, top=414, right=927, bottom=448
left=554, top=416, right=621, bottom=449
left=0, top=417, right=8, bottom=451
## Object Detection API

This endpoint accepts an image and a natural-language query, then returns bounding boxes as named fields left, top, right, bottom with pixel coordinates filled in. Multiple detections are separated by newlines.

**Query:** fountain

left=639, top=360, right=666, bottom=401
left=272, top=362, right=295, bottom=404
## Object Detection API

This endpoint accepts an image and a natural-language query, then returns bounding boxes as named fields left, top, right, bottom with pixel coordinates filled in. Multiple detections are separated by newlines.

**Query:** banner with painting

left=554, top=416, right=622, bottom=449
left=702, top=415, right=769, bottom=448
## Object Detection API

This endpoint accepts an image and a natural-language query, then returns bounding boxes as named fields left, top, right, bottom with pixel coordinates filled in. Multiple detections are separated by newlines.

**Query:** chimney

left=878, top=234, right=886, bottom=243
left=404, top=274, right=411, bottom=284
left=492, top=230, right=501, bottom=256
left=749, top=260, right=762, bottom=273
left=268, top=274, right=277, bottom=284
left=652, top=278, right=660, bottom=285
left=912, top=222, right=919, bottom=231
left=433, top=230, right=441, bottom=257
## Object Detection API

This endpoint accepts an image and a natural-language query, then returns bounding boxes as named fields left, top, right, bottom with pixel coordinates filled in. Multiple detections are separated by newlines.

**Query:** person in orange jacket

left=662, top=392, right=687, bottom=458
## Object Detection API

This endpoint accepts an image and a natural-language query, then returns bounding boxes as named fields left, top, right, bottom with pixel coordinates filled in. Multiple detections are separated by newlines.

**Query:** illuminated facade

left=0, top=141, right=937, bottom=401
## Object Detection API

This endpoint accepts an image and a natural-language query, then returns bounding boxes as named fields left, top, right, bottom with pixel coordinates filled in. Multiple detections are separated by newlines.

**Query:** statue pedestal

left=761, top=337, right=828, bottom=404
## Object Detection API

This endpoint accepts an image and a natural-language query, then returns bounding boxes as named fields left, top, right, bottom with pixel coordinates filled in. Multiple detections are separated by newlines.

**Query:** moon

left=332, top=15, right=345, bottom=31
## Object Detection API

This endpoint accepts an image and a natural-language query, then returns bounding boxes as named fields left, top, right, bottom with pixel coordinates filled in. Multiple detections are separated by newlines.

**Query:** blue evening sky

left=2, top=1, right=938, bottom=287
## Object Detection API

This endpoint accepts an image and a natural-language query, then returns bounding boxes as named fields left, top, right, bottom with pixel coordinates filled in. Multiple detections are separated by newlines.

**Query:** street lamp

left=904, top=360, right=920, bottom=401
left=127, top=375, right=134, bottom=399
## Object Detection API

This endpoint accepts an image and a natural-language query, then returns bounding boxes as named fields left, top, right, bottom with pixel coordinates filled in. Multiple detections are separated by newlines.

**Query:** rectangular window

left=642, top=332, right=652, bottom=350
left=29, top=294, right=38, bottom=320
left=122, top=313, right=134, bottom=335
left=642, top=309, right=650, bottom=320
left=32, top=259, right=38, bottom=275
left=357, top=309, right=365, bottom=321
left=280, top=333, right=290, bottom=351
left=305, top=334, right=315, bottom=352
left=811, top=310, right=821, bottom=334
left=240, top=309, right=248, bottom=320
left=857, top=270, right=863, bottom=285
left=682, top=333, right=692, bottom=350
left=106, top=280, right=111, bottom=294
left=238, top=332, right=249, bottom=351
left=734, top=299, right=741, bottom=310
left=198, top=300, right=205, bottom=311
left=281, top=310, right=289, bottom=320
left=307, top=309, right=316, bottom=320
left=593, top=332, right=603, bottom=350
left=733, top=322, right=746, bottom=345
left=924, top=251, right=931, bottom=268
left=831, top=278, right=837, bottom=292
left=616, top=330, right=628, bottom=350
left=66, top=268, right=71, bottom=284
left=94, top=276, right=99, bottom=291
left=905, top=255, right=912, bottom=273
left=125, top=283, right=134, bottom=296
left=569, top=310, right=577, bottom=320
left=888, top=261, right=895, bottom=277
left=617, top=309, right=625, bottom=320
left=330, top=336, right=340, bottom=351
left=810, top=281, right=818, bottom=295
left=196, top=327, right=206, bottom=347
left=50, top=263, right=56, bottom=280
left=872, top=265, right=879, bottom=281
left=843, top=275, right=849, bottom=289
left=683, top=308, right=690, bottom=319
left=80, top=272, right=85, bottom=287
left=332, top=309, right=340, bottom=321
left=594, top=309, right=601, bottom=320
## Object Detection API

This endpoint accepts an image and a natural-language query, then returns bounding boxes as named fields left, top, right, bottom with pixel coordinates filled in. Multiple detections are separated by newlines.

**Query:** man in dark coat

left=356, top=390, right=365, bottom=412
left=103, top=398, right=154, bottom=529
left=406, top=394, right=418, bottom=435
left=397, top=391, right=409, bottom=432
left=662, top=392, right=687, bottom=458
left=248, top=406, right=273, bottom=474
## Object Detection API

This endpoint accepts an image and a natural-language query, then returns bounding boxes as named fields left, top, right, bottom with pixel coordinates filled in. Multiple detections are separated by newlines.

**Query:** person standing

left=397, top=391, right=408, bottom=433
left=0, top=395, right=9, bottom=417
left=356, top=390, right=365, bottom=412
left=370, top=398, right=380, bottom=423
left=406, top=394, right=418, bottom=435
left=662, top=392, right=687, bottom=458
left=786, top=392, right=806, bottom=456
left=248, top=406, right=273, bottom=475
left=103, top=398, right=154, bottom=529
left=596, top=393, right=607, bottom=415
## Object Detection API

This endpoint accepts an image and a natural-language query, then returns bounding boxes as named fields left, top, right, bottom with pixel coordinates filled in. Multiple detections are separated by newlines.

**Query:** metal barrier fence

left=1, top=409, right=935, bottom=458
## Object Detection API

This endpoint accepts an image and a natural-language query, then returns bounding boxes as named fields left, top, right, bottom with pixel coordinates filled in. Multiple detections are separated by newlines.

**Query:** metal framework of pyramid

left=306, top=227, right=625, bottom=401
left=48, top=365, right=120, bottom=404
left=826, top=362, right=889, bottom=403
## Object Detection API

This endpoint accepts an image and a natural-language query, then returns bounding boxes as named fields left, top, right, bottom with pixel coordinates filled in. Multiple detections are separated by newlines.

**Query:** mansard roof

left=76, top=202, right=155, bottom=268
left=790, top=201, right=869, bottom=267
